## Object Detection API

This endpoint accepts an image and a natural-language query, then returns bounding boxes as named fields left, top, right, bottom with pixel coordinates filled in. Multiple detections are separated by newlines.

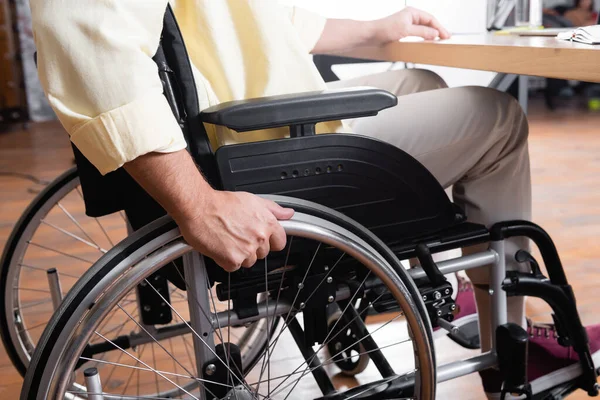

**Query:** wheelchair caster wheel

left=326, top=310, right=370, bottom=376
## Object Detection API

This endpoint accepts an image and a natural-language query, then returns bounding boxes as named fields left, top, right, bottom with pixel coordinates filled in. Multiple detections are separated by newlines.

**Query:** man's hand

left=177, top=191, right=294, bottom=272
left=375, top=7, right=451, bottom=43
left=312, top=7, right=450, bottom=54
left=124, top=149, right=294, bottom=272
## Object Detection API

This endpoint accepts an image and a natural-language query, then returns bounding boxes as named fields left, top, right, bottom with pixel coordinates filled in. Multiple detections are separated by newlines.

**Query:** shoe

left=480, top=320, right=600, bottom=399
left=433, top=274, right=480, bottom=349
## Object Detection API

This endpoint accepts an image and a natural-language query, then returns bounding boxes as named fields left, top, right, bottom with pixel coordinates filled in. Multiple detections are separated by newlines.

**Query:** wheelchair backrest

left=72, top=5, right=219, bottom=217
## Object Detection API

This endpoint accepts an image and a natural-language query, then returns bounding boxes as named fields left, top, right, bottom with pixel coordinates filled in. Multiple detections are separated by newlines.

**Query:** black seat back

left=71, top=5, right=218, bottom=218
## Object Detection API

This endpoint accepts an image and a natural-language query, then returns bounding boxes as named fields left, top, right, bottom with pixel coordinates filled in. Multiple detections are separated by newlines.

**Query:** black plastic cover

left=201, top=87, right=397, bottom=132
left=215, top=133, right=460, bottom=242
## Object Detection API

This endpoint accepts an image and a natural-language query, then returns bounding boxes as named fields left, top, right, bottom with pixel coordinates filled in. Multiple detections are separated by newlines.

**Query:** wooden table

left=342, top=33, right=600, bottom=83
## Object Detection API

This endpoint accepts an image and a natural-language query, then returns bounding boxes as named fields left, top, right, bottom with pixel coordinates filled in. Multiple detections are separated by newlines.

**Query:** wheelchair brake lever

left=515, top=250, right=545, bottom=279
left=415, top=244, right=446, bottom=287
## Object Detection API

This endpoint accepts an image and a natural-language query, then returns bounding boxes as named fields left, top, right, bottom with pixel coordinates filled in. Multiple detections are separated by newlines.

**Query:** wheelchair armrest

left=200, top=87, right=397, bottom=133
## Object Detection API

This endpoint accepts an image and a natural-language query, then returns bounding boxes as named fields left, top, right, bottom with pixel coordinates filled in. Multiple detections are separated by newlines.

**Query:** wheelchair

left=10, top=6, right=600, bottom=400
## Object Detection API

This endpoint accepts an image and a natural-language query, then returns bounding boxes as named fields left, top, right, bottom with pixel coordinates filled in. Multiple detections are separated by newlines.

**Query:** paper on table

left=557, top=25, right=600, bottom=45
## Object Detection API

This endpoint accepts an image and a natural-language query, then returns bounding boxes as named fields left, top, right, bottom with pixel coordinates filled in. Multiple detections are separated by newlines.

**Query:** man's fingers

left=270, top=223, right=288, bottom=253
left=264, top=199, right=295, bottom=220
left=242, top=253, right=258, bottom=268
left=407, top=25, right=439, bottom=40
left=256, top=240, right=270, bottom=260
left=218, top=258, right=242, bottom=273
left=411, top=9, right=450, bottom=39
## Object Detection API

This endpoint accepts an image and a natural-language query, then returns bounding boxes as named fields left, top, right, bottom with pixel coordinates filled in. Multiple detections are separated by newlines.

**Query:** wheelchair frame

left=16, top=191, right=599, bottom=400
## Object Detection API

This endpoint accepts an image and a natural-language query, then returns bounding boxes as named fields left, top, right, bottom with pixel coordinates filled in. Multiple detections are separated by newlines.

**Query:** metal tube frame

left=46, top=268, right=63, bottom=311
left=135, top=248, right=506, bottom=387
left=170, top=247, right=506, bottom=387
left=121, top=244, right=509, bottom=393
left=183, top=251, right=216, bottom=400
left=408, top=246, right=505, bottom=381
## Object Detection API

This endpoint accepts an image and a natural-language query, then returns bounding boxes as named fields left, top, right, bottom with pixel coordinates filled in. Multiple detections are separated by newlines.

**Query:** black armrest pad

left=200, top=87, right=397, bottom=132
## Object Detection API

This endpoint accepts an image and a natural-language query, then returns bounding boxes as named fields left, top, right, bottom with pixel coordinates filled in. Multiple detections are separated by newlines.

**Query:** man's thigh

left=327, top=68, right=447, bottom=97
left=331, top=70, right=522, bottom=189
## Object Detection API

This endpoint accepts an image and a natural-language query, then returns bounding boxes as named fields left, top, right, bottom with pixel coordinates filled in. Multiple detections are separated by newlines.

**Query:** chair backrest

left=70, top=5, right=219, bottom=217
left=158, top=6, right=218, bottom=185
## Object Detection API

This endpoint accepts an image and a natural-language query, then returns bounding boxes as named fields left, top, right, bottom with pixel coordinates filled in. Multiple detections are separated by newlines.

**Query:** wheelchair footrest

left=503, top=272, right=599, bottom=397
left=445, top=318, right=481, bottom=350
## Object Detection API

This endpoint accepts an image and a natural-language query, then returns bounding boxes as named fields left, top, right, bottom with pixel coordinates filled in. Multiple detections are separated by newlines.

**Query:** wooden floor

left=1, top=97, right=600, bottom=398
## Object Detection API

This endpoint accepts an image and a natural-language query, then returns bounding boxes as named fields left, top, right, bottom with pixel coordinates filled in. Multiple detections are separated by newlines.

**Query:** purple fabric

left=527, top=322, right=600, bottom=381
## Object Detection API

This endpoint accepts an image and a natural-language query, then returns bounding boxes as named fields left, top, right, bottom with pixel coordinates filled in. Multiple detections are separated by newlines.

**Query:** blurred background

left=3, top=0, right=600, bottom=129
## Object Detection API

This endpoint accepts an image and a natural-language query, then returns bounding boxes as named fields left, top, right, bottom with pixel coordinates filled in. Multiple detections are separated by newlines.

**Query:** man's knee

left=402, top=69, right=448, bottom=91
left=493, top=88, right=529, bottom=147
left=390, top=69, right=448, bottom=93
left=460, top=86, right=529, bottom=145
left=358, top=68, right=448, bottom=95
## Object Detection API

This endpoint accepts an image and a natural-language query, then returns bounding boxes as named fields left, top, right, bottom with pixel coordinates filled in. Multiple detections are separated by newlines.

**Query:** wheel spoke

left=150, top=340, right=160, bottom=395
left=26, top=241, right=95, bottom=264
left=173, top=261, right=245, bottom=387
left=19, top=263, right=81, bottom=279
left=345, top=375, right=400, bottom=400
left=167, top=338, right=182, bottom=390
left=94, top=331, right=200, bottom=400
left=118, top=344, right=149, bottom=396
left=116, top=304, right=201, bottom=389
left=302, top=251, right=345, bottom=306
left=13, top=286, right=50, bottom=293
left=18, top=320, right=48, bottom=334
left=144, top=278, right=254, bottom=394
left=93, top=216, right=115, bottom=248
left=260, top=241, right=322, bottom=366
left=40, top=219, right=107, bottom=253
left=273, top=310, right=407, bottom=399
left=56, top=202, right=103, bottom=249
left=269, top=271, right=372, bottom=396
left=66, top=390, right=194, bottom=400
left=249, top=340, right=411, bottom=389
left=80, top=355, right=234, bottom=388
left=15, top=298, right=52, bottom=310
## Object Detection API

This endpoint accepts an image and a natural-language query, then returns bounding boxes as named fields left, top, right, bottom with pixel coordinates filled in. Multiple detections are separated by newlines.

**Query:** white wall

left=280, top=0, right=487, bottom=33
left=406, top=0, right=488, bottom=34
left=278, top=0, right=405, bottom=20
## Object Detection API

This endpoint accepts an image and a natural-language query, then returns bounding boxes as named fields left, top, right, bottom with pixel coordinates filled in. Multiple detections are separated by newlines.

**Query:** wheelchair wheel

left=21, top=198, right=436, bottom=400
left=0, top=167, right=269, bottom=380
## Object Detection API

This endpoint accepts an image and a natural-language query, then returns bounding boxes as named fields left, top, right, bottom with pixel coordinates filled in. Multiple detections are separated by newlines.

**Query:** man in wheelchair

left=27, top=1, right=600, bottom=399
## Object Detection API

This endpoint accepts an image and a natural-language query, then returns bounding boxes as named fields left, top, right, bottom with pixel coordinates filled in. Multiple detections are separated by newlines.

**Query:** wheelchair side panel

left=215, top=134, right=462, bottom=243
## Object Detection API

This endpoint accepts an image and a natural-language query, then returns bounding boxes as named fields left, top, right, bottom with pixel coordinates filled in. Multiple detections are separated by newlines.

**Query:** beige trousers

left=328, top=69, right=531, bottom=351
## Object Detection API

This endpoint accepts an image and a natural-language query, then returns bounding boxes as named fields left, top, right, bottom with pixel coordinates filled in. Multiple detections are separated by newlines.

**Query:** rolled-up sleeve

left=30, top=0, right=187, bottom=175
left=284, top=5, right=328, bottom=52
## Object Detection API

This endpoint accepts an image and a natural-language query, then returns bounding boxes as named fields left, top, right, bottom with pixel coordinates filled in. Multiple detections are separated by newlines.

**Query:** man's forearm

left=123, top=149, right=213, bottom=223
left=311, top=18, right=378, bottom=54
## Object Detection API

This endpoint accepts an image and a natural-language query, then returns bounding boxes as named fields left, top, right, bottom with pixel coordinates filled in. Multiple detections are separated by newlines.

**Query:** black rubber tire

left=0, top=166, right=79, bottom=376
